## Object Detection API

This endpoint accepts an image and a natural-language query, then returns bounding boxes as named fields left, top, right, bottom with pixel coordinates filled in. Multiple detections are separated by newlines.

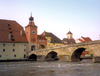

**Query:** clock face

left=32, top=30, right=35, bottom=34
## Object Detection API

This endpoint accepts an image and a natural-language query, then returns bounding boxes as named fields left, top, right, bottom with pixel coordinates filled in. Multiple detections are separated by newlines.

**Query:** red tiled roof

left=0, top=19, right=28, bottom=43
left=78, top=39, right=84, bottom=42
left=81, top=37, right=92, bottom=42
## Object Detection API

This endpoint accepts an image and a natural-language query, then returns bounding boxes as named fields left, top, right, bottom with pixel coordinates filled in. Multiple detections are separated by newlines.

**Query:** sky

left=0, top=0, right=100, bottom=40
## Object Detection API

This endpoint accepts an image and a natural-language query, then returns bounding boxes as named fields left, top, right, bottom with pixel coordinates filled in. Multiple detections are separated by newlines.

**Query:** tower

left=25, top=13, right=37, bottom=51
left=66, top=31, right=73, bottom=39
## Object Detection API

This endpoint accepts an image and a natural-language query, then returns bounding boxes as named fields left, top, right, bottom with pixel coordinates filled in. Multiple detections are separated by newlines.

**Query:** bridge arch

left=71, top=48, right=86, bottom=62
left=28, top=54, right=37, bottom=61
left=45, top=51, right=59, bottom=61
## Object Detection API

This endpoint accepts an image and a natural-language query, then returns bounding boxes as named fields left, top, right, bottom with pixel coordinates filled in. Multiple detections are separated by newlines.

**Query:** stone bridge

left=28, top=40, right=100, bottom=62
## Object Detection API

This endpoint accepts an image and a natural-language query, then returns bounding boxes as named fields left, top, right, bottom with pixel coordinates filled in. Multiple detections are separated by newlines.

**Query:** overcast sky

left=0, top=0, right=100, bottom=40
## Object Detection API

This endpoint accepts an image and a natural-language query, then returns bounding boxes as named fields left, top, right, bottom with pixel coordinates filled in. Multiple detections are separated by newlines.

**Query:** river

left=0, top=59, right=100, bottom=76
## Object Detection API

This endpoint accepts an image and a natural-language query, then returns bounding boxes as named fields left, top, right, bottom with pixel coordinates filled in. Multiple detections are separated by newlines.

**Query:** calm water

left=0, top=59, right=100, bottom=76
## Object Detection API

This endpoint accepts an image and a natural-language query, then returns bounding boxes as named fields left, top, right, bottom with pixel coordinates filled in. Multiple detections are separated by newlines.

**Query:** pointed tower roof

left=67, top=31, right=72, bottom=35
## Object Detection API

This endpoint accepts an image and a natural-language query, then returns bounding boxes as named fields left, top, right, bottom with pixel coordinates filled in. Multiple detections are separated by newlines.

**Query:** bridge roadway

left=28, top=40, right=100, bottom=62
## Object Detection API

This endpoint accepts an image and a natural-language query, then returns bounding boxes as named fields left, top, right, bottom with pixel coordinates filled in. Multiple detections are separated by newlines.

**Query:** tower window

left=26, top=31, right=28, bottom=34
left=32, top=30, right=35, bottom=34
left=39, top=40, right=41, bottom=42
left=0, top=55, right=1, bottom=57
left=42, top=40, right=45, bottom=42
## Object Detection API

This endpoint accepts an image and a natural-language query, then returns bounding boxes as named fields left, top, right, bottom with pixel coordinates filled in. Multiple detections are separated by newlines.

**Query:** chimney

left=8, top=34, right=11, bottom=40
left=20, top=30, right=23, bottom=36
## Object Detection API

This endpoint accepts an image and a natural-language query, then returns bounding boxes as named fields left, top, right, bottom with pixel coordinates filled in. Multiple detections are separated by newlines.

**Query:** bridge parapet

left=34, top=40, right=100, bottom=52
left=28, top=40, right=100, bottom=62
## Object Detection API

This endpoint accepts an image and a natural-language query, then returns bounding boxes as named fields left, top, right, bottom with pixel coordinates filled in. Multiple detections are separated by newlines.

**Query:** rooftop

left=41, top=31, right=63, bottom=43
left=0, top=19, right=28, bottom=43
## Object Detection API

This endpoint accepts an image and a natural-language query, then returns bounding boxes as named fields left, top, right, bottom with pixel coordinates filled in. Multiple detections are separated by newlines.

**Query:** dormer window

left=8, top=24, right=10, bottom=26
left=9, top=28, right=11, bottom=30
left=10, top=31, right=12, bottom=33
left=12, top=39, right=15, bottom=41
left=11, top=35, right=13, bottom=37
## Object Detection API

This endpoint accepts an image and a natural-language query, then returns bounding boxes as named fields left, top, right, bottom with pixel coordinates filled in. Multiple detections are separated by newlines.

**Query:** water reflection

left=0, top=59, right=100, bottom=76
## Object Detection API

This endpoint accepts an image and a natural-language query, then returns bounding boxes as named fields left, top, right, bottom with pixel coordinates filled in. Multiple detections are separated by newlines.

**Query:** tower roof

left=25, top=13, right=37, bottom=27
left=67, top=31, right=72, bottom=34
left=29, top=13, right=34, bottom=21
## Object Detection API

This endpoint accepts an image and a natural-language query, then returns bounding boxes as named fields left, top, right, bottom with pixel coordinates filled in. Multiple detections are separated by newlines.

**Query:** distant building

left=25, top=14, right=47, bottom=51
left=0, top=14, right=47, bottom=61
left=62, top=31, right=76, bottom=45
left=41, top=31, right=64, bottom=48
left=76, top=36, right=92, bottom=43
left=37, top=35, right=47, bottom=49
left=76, top=36, right=92, bottom=57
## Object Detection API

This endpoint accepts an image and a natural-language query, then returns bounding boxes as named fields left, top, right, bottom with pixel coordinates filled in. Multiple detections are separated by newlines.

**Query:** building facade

left=0, top=14, right=65, bottom=61
left=76, top=36, right=92, bottom=57
left=41, top=31, right=64, bottom=48
left=62, top=31, right=76, bottom=45
left=76, top=36, right=92, bottom=43
left=25, top=14, right=47, bottom=51
left=0, top=19, right=28, bottom=60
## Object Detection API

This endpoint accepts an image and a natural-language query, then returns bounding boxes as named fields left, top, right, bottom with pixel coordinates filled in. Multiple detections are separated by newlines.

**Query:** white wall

left=0, top=43, right=28, bottom=60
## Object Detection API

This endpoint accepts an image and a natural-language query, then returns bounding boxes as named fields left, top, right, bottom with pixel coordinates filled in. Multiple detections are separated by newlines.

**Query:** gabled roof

left=41, top=31, right=63, bottom=43
left=67, top=31, right=72, bottom=34
left=0, top=19, right=28, bottom=43
left=78, top=39, right=84, bottom=42
left=77, top=36, right=92, bottom=42
left=81, top=36, right=92, bottom=42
